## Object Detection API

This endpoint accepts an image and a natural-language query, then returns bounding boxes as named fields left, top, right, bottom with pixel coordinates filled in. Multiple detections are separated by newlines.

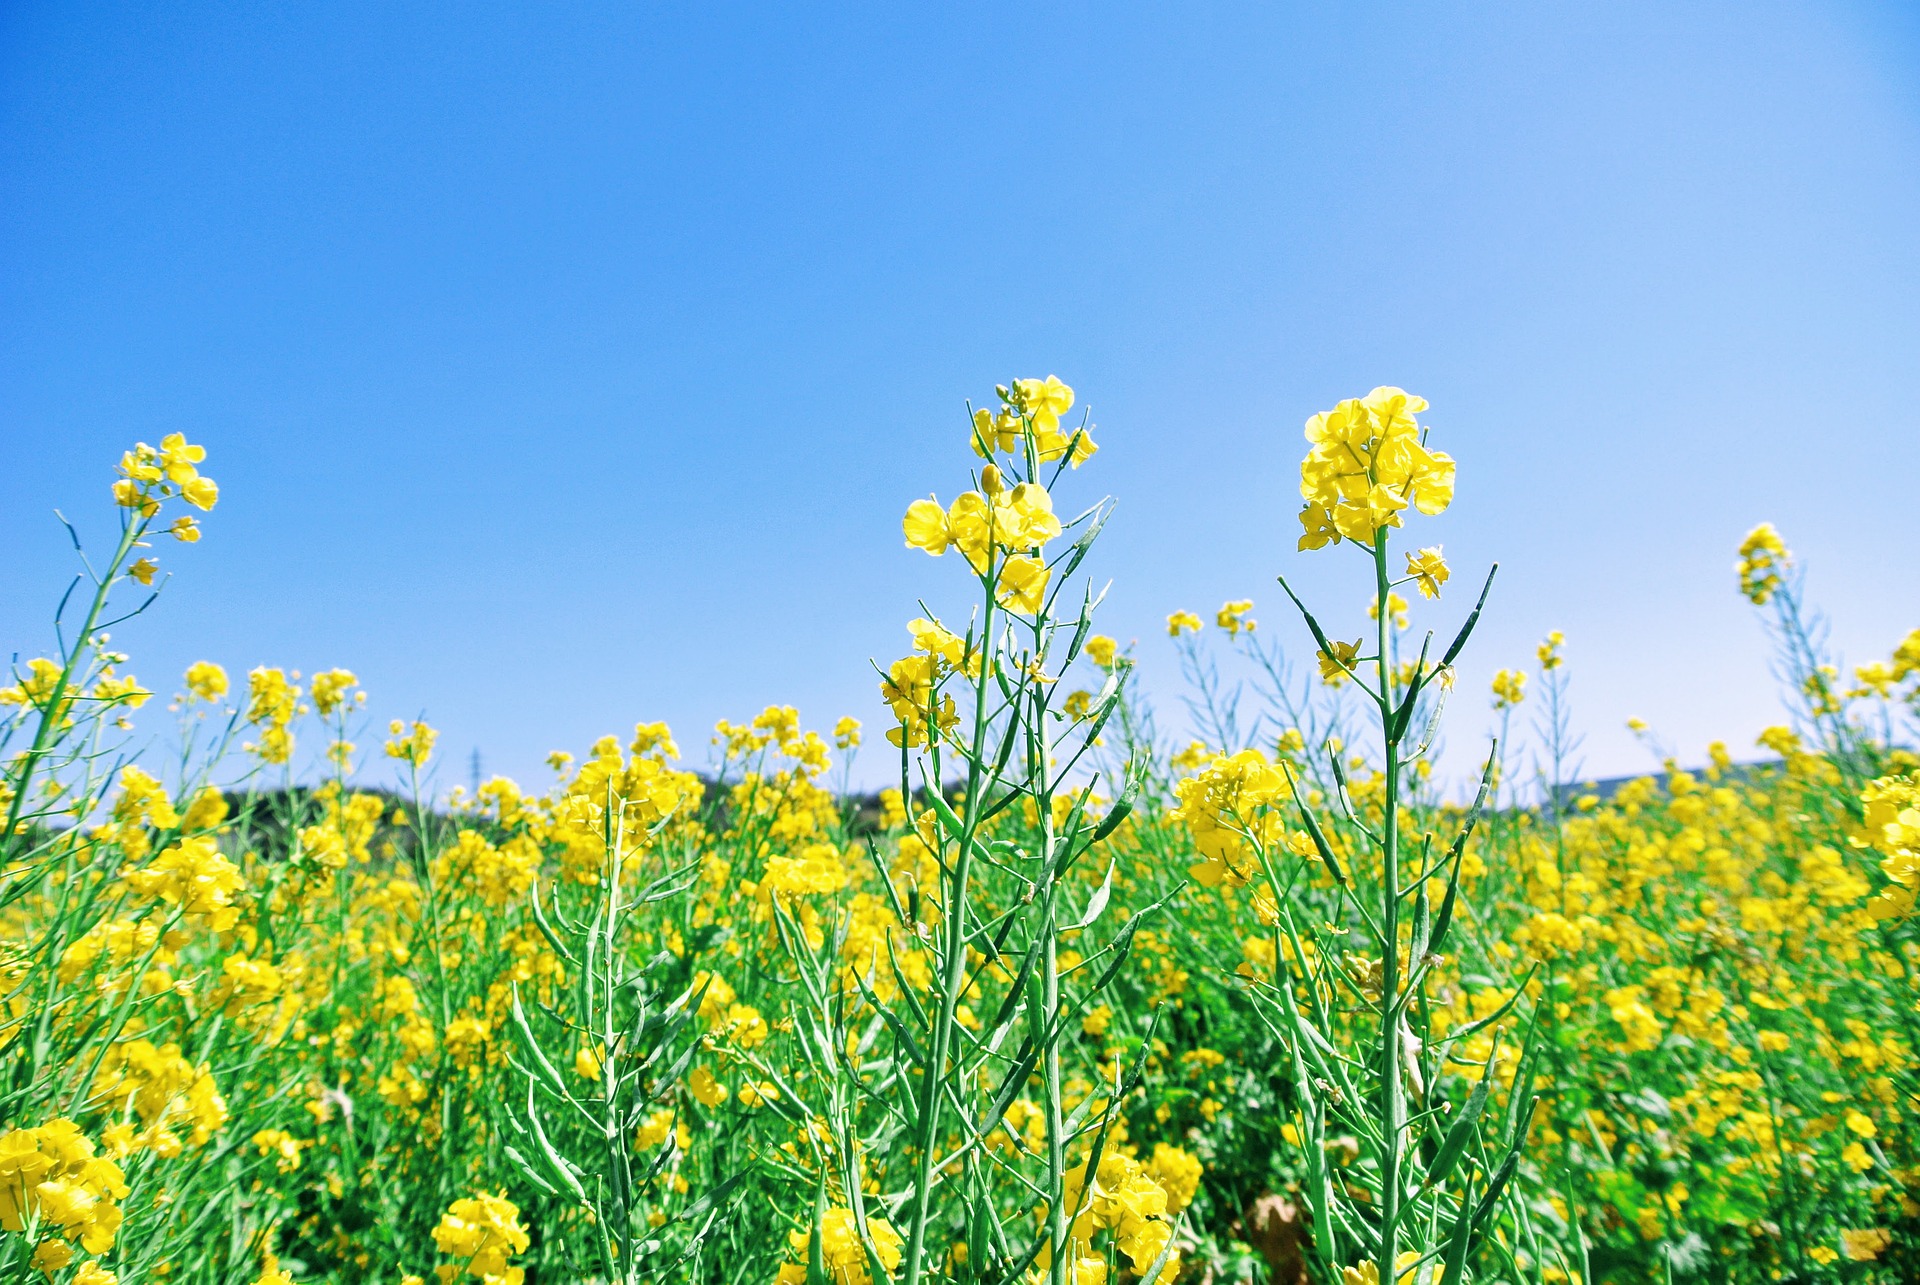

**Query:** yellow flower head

left=1216, top=599, right=1256, bottom=636
left=245, top=667, right=301, bottom=727
left=309, top=668, right=360, bottom=716
left=1736, top=522, right=1791, bottom=605
left=1317, top=639, right=1362, bottom=686
left=1537, top=629, right=1565, bottom=671
left=1297, top=387, right=1452, bottom=551
left=181, top=661, right=228, bottom=703
left=1405, top=546, right=1449, bottom=600
left=781, top=1208, right=903, bottom=1285
left=1012, top=374, right=1074, bottom=432
left=386, top=719, right=438, bottom=767
left=432, top=1193, right=528, bottom=1285
left=996, top=555, right=1051, bottom=615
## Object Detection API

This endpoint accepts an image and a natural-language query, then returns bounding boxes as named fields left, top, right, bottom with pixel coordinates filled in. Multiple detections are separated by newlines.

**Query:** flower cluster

left=902, top=471, right=1061, bottom=610
left=969, top=374, right=1096, bottom=466
left=772, top=1207, right=903, bottom=1285
left=113, top=433, right=218, bottom=543
left=1861, top=771, right=1920, bottom=920
left=1053, top=1150, right=1190, bottom=1283
left=121, top=835, right=246, bottom=930
left=1737, top=522, right=1791, bottom=605
left=1295, top=387, right=1454, bottom=551
left=432, top=1193, right=530, bottom=1285
left=0, top=1119, right=130, bottom=1272
left=1172, top=748, right=1296, bottom=888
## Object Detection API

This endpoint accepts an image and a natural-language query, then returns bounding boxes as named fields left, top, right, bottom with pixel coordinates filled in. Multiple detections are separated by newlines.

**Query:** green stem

left=1374, top=529, right=1406, bottom=1285
left=3, top=514, right=146, bottom=850
left=900, top=566, right=998, bottom=1285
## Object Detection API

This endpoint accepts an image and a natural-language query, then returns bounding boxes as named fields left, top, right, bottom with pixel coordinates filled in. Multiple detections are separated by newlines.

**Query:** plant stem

left=900, top=576, right=997, bottom=1285
left=1374, top=530, right=1405, bottom=1285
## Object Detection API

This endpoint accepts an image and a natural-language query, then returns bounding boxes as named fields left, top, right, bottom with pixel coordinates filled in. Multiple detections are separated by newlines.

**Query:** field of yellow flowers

left=4, top=384, right=1918, bottom=1285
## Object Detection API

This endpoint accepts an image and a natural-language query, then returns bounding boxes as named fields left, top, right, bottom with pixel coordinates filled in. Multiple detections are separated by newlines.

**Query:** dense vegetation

left=3, top=387, right=1917, bottom=1285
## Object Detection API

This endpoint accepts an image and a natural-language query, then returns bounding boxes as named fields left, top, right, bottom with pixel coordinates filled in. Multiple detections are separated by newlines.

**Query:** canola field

left=3, top=383, right=1918, bottom=1285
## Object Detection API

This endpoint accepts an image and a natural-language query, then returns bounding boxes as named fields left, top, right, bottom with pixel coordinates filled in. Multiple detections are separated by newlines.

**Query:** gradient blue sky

left=4, top=1, right=1917, bottom=795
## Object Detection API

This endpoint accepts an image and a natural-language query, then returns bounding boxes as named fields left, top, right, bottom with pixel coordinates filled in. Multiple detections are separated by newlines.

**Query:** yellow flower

left=1537, top=629, right=1565, bottom=670
left=0, top=656, right=65, bottom=711
left=689, top=1065, right=728, bottom=1108
left=184, top=661, right=228, bottom=702
left=169, top=516, right=202, bottom=543
left=245, top=667, right=301, bottom=726
left=90, top=669, right=152, bottom=712
left=1012, top=374, right=1074, bottom=432
left=33, top=1242, right=75, bottom=1273
left=996, top=555, right=1050, bottom=615
left=902, top=497, right=951, bottom=556
left=116, top=444, right=162, bottom=483
left=1736, top=522, right=1790, bottom=605
left=908, top=617, right=970, bottom=672
left=309, top=669, right=360, bottom=716
left=248, top=725, right=294, bottom=764
left=1405, top=546, right=1449, bottom=599
left=158, top=433, right=206, bottom=482
left=251, top=1128, right=306, bottom=1174
left=1492, top=668, right=1527, bottom=709
left=1144, top=1143, right=1203, bottom=1213
left=1173, top=747, right=1289, bottom=887
left=1166, top=610, right=1202, bottom=637
left=1215, top=599, right=1256, bottom=636
left=1340, top=1255, right=1421, bottom=1285
left=1297, top=504, right=1340, bottom=551
left=1317, top=640, right=1361, bottom=686
left=432, top=1193, right=528, bottom=1285
left=386, top=719, right=438, bottom=767
left=0, top=1120, right=130, bottom=1259
left=781, top=1208, right=903, bottom=1285
left=1893, top=627, right=1920, bottom=680
left=738, top=1080, right=779, bottom=1108
left=1841, top=1227, right=1892, bottom=1261
left=129, top=557, right=159, bottom=586
left=971, top=406, right=1023, bottom=456
left=1297, top=387, right=1453, bottom=551
left=996, top=482, right=1062, bottom=550
left=122, top=835, right=245, bottom=930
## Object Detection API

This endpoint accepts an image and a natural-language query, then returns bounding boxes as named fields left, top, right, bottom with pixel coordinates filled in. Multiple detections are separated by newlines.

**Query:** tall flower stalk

left=1176, top=388, right=1541, bottom=1284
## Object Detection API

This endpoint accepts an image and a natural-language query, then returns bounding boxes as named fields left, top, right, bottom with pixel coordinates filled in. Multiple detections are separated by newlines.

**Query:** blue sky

left=4, top=1, right=1917, bottom=795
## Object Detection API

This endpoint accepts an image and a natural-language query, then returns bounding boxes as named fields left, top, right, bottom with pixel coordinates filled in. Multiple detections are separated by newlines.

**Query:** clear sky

left=4, top=1, right=1917, bottom=797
